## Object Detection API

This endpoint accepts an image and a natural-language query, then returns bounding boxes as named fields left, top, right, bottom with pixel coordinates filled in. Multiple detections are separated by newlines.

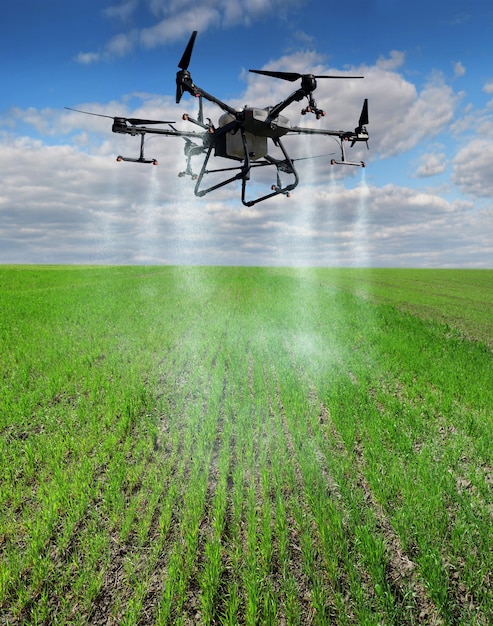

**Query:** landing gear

left=115, top=134, right=157, bottom=165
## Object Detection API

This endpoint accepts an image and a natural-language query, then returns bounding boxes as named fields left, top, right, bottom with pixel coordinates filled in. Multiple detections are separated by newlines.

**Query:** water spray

left=350, top=168, right=369, bottom=267
left=138, top=166, right=161, bottom=263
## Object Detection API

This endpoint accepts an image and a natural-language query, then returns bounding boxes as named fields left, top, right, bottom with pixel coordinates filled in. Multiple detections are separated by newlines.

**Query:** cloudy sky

left=1, top=0, right=493, bottom=266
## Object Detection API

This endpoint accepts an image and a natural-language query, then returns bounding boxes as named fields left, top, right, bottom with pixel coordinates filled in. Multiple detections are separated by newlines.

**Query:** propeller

left=65, top=107, right=173, bottom=125
left=176, top=31, right=197, bottom=103
left=178, top=30, right=197, bottom=71
left=249, top=70, right=364, bottom=81
left=357, top=98, right=369, bottom=130
left=351, top=99, right=369, bottom=148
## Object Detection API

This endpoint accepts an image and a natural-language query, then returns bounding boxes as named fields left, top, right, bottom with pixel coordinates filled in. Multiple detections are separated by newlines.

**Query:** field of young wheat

left=1, top=266, right=492, bottom=625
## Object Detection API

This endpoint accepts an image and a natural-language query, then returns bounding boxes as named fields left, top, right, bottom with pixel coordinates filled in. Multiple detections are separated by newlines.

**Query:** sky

left=1, top=0, right=493, bottom=267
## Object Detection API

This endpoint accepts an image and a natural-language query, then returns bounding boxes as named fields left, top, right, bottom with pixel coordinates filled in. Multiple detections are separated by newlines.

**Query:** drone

left=67, top=31, right=369, bottom=207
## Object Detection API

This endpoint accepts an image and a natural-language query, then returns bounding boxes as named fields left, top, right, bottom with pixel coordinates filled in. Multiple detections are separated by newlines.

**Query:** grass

left=0, top=265, right=492, bottom=624
left=310, top=267, right=493, bottom=347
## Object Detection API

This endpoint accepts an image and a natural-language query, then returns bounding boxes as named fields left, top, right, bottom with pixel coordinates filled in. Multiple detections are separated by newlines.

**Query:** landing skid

left=116, top=134, right=157, bottom=166
left=330, top=137, right=366, bottom=168
left=330, top=158, right=365, bottom=167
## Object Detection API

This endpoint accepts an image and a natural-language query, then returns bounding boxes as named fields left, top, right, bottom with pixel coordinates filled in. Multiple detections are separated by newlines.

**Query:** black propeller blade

left=351, top=99, right=369, bottom=148
left=178, top=31, right=197, bottom=71
left=249, top=69, right=364, bottom=81
left=176, top=31, right=198, bottom=104
left=358, top=98, right=369, bottom=128
left=65, top=107, right=173, bottom=125
left=126, top=118, right=172, bottom=125
left=250, top=70, right=302, bottom=82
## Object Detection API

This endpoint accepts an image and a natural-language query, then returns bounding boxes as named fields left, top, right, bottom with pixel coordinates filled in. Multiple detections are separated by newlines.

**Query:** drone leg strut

left=194, top=129, right=251, bottom=198
left=330, top=138, right=365, bottom=167
left=242, top=138, right=299, bottom=207
left=191, top=129, right=299, bottom=206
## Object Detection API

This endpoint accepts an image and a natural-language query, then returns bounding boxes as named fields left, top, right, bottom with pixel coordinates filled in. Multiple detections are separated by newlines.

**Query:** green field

left=1, top=266, right=492, bottom=625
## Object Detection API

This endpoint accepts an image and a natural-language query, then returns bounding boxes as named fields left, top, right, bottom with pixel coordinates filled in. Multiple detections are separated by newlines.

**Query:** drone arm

left=290, top=98, right=369, bottom=140
left=177, top=76, right=238, bottom=117
left=267, top=89, right=306, bottom=121
left=289, top=125, right=369, bottom=145
left=289, top=125, right=345, bottom=137
left=289, top=125, right=369, bottom=167
left=112, top=124, right=207, bottom=141
left=194, top=86, right=239, bottom=116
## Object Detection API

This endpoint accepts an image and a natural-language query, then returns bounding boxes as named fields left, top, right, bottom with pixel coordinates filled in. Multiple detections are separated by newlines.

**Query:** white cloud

left=415, top=152, right=447, bottom=178
left=483, top=81, right=493, bottom=94
left=75, top=33, right=137, bottom=64
left=292, top=30, right=316, bottom=47
left=453, top=61, right=466, bottom=78
left=106, top=32, right=138, bottom=57
left=365, top=71, right=457, bottom=158
left=104, top=0, right=139, bottom=21
left=452, top=138, right=493, bottom=198
left=140, top=7, right=221, bottom=48
left=74, top=51, right=101, bottom=65
left=376, top=50, right=405, bottom=71
left=79, top=0, right=307, bottom=59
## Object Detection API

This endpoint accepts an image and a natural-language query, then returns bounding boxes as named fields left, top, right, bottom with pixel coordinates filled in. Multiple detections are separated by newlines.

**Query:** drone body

left=67, top=31, right=369, bottom=206
left=215, top=108, right=291, bottom=161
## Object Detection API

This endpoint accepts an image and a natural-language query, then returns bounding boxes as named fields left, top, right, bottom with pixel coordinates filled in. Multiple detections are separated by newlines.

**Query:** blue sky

left=1, top=0, right=493, bottom=266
